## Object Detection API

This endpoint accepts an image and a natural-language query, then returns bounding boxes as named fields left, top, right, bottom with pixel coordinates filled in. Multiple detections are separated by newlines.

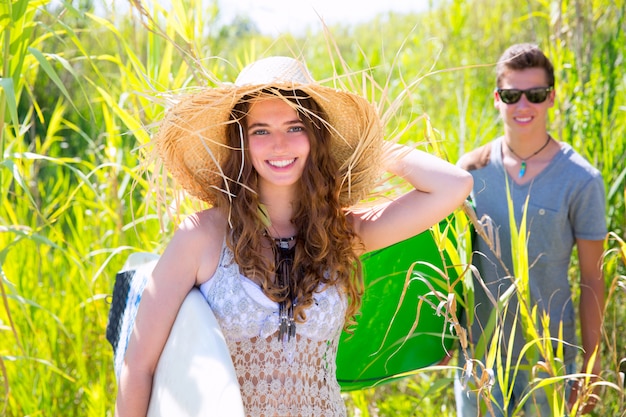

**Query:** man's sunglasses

left=496, top=86, right=553, bottom=104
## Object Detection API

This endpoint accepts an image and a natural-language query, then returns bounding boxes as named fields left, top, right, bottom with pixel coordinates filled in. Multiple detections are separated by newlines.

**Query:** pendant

left=278, top=303, right=296, bottom=343
left=518, top=161, right=527, bottom=178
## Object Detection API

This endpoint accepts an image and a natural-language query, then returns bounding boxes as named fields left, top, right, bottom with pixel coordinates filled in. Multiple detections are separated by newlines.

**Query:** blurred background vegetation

left=1, top=0, right=624, bottom=415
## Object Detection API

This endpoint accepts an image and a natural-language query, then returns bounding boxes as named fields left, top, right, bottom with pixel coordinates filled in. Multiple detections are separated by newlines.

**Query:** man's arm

left=569, top=238, right=605, bottom=414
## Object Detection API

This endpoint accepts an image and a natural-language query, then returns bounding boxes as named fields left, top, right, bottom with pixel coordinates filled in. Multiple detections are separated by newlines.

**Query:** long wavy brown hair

left=213, top=89, right=364, bottom=330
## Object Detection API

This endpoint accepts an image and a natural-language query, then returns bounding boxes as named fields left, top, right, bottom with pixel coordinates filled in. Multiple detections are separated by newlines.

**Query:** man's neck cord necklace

left=505, top=135, right=551, bottom=178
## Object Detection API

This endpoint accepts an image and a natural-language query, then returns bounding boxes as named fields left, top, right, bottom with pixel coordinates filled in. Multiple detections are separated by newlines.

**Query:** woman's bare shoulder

left=171, top=208, right=228, bottom=285
left=178, top=208, right=227, bottom=232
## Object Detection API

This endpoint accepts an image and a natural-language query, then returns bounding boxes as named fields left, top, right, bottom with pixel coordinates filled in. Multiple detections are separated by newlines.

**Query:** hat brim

left=154, top=82, right=383, bottom=207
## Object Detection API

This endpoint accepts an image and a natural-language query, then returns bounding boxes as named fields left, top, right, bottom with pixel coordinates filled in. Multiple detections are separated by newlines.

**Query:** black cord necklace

left=271, top=235, right=296, bottom=250
left=270, top=234, right=298, bottom=343
left=505, top=135, right=551, bottom=178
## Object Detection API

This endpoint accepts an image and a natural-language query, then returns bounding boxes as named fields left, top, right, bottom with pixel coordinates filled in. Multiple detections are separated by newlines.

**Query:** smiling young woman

left=114, top=56, right=473, bottom=417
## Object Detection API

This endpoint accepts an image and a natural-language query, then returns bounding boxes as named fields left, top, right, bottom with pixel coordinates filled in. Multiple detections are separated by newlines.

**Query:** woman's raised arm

left=352, top=143, right=473, bottom=253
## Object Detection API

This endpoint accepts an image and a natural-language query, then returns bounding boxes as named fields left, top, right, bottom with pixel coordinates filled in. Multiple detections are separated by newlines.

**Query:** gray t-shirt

left=459, top=137, right=606, bottom=363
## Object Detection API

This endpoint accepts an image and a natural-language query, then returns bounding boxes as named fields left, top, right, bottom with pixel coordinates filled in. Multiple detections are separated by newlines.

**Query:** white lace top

left=199, top=243, right=348, bottom=417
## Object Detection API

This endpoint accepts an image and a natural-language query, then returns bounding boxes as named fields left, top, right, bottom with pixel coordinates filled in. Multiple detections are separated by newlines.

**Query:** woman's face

left=246, top=97, right=311, bottom=193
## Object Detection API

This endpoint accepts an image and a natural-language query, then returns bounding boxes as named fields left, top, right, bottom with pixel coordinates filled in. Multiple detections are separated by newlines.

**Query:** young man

left=455, top=43, right=606, bottom=416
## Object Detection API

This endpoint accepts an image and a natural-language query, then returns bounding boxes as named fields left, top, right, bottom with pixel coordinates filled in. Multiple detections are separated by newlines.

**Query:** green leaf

left=26, top=47, right=80, bottom=114
left=0, top=77, right=19, bottom=137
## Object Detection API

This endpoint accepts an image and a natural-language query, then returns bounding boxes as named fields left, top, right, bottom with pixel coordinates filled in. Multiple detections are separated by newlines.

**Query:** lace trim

left=229, top=333, right=346, bottom=416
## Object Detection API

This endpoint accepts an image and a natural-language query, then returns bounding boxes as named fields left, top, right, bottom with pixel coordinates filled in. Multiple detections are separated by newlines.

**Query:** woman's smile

left=267, top=158, right=297, bottom=168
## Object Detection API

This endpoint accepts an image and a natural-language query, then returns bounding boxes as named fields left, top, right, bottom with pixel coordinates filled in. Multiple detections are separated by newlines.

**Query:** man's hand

left=567, top=368, right=600, bottom=414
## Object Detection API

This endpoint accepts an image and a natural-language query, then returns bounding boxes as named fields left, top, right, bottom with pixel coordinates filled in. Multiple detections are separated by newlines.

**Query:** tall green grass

left=1, top=0, right=624, bottom=415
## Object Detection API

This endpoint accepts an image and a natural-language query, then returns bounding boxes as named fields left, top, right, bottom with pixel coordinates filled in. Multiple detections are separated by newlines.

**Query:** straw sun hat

left=154, top=56, right=384, bottom=207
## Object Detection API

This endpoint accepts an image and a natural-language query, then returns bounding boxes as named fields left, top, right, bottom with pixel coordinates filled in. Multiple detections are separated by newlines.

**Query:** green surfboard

left=336, top=222, right=461, bottom=391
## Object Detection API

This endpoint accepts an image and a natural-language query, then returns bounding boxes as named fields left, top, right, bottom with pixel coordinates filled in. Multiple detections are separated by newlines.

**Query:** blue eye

left=250, top=129, right=269, bottom=136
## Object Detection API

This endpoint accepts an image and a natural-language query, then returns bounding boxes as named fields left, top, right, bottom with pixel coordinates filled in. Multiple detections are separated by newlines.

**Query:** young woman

left=115, top=56, right=473, bottom=416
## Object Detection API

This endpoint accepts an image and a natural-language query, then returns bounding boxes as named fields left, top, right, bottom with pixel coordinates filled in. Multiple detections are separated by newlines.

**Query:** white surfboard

left=114, top=253, right=245, bottom=417
left=147, top=288, right=245, bottom=417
